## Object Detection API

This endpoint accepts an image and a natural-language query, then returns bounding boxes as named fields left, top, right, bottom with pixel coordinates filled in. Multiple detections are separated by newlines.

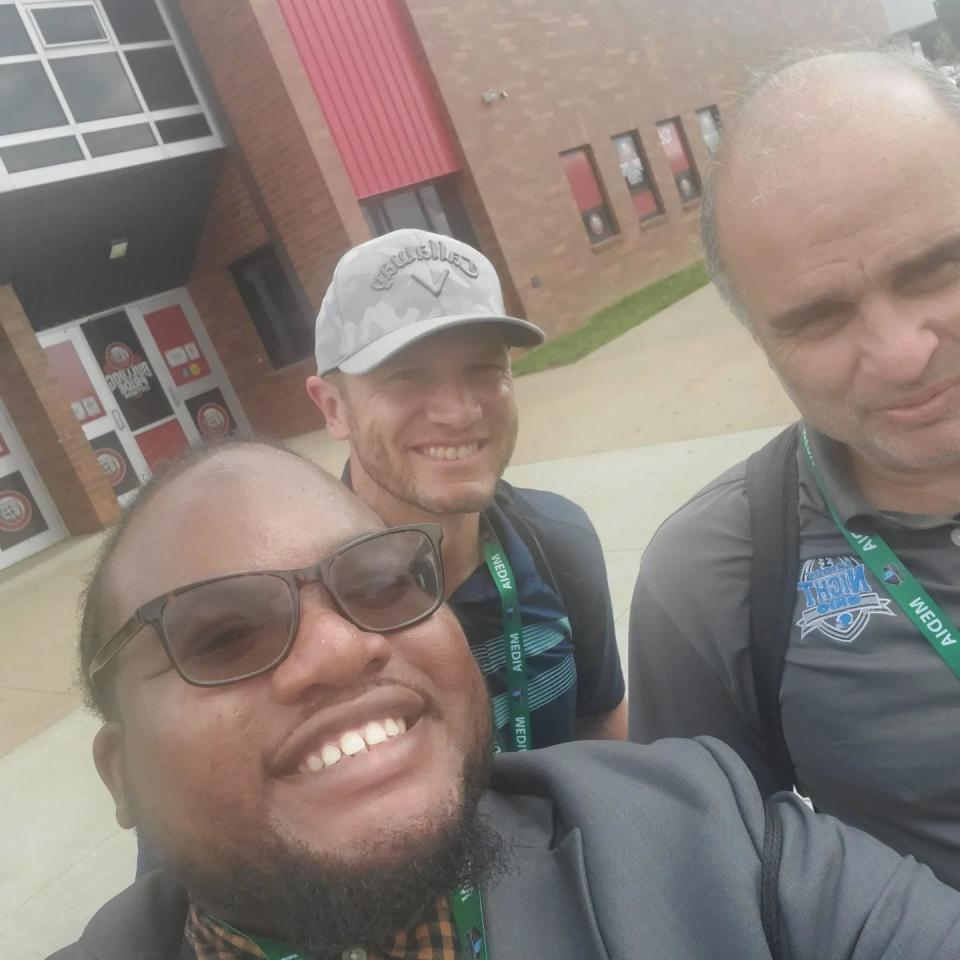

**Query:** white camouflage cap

left=314, top=228, right=545, bottom=375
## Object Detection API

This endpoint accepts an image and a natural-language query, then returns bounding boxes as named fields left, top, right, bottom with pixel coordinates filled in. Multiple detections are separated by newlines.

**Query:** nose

left=858, top=294, right=940, bottom=386
left=270, top=591, right=392, bottom=703
left=423, top=378, right=483, bottom=430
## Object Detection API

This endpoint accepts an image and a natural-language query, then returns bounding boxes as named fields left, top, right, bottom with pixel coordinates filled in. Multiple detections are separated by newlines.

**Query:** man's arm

left=696, top=737, right=960, bottom=959
left=508, top=486, right=626, bottom=734
left=575, top=699, right=627, bottom=741
left=628, top=470, right=783, bottom=790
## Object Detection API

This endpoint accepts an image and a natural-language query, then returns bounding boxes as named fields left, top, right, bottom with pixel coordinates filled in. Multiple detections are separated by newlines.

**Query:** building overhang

left=0, top=148, right=223, bottom=331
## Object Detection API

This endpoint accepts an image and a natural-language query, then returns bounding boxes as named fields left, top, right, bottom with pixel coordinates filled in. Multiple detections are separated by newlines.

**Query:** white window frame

left=0, top=0, right=223, bottom=189
left=25, top=1, right=109, bottom=51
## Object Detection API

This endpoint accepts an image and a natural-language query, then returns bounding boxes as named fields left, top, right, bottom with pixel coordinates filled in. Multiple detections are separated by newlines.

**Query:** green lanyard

left=480, top=519, right=532, bottom=752
left=801, top=427, right=960, bottom=677
left=239, top=885, right=489, bottom=960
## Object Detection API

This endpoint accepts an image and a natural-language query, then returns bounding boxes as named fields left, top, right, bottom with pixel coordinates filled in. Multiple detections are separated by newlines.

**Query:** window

left=0, top=0, right=219, bottom=180
left=29, top=4, right=106, bottom=47
left=156, top=114, right=211, bottom=144
left=0, top=7, right=33, bottom=56
left=612, top=131, right=663, bottom=222
left=84, top=123, right=155, bottom=157
left=696, top=106, right=721, bottom=153
left=99, top=0, right=169, bottom=43
left=0, top=62, right=66, bottom=135
left=125, top=47, right=197, bottom=111
left=231, top=247, right=314, bottom=369
left=362, top=183, right=451, bottom=236
left=49, top=53, right=140, bottom=122
left=560, top=146, right=618, bottom=243
left=656, top=118, right=701, bottom=202
left=0, top=135, right=82, bottom=172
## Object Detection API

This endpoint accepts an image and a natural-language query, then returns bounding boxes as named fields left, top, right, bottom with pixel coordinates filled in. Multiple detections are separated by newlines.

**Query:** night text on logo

left=796, top=556, right=894, bottom=643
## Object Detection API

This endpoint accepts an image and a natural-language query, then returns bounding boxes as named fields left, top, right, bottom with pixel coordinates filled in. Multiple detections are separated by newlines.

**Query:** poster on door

left=0, top=471, right=48, bottom=550
left=144, top=305, right=212, bottom=386
left=91, top=432, right=140, bottom=498
left=82, top=311, right=173, bottom=432
left=43, top=340, right=105, bottom=426
left=186, top=388, right=237, bottom=439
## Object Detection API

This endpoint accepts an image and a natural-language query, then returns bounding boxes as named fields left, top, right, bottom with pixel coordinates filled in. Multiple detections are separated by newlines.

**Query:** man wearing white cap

left=307, top=229, right=626, bottom=749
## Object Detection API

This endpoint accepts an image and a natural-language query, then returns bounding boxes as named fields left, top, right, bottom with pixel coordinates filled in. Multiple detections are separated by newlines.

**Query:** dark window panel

left=697, top=106, right=721, bottom=153
left=418, top=184, right=452, bottom=235
left=560, top=146, right=619, bottom=244
left=1, top=135, right=82, bottom=173
left=50, top=53, right=140, bottom=122
left=99, top=0, right=169, bottom=43
left=231, top=247, right=313, bottom=369
left=156, top=113, right=211, bottom=144
left=84, top=123, right=156, bottom=157
left=382, top=189, right=430, bottom=232
left=0, top=7, right=34, bottom=56
left=125, top=47, right=196, bottom=111
left=0, top=62, right=67, bottom=135
left=656, top=118, right=702, bottom=201
left=32, top=5, right=106, bottom=45
left=612, top=131, right=663, bottom=222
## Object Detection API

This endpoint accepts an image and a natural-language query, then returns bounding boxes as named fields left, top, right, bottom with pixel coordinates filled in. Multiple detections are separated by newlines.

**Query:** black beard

left=164, top=733, right=501, bottom=959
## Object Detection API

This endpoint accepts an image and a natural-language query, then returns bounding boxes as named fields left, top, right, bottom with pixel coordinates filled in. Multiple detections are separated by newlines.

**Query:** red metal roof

left=276, top=0, right=460, bottom=199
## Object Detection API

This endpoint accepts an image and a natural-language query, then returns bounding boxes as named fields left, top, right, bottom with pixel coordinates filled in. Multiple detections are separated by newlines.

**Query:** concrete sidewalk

left=0, top=284, right=796, bottom=957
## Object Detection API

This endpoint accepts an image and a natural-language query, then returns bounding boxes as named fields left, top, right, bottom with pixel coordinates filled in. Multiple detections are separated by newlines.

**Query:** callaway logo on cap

left=314, top=228, right=544, bottom=375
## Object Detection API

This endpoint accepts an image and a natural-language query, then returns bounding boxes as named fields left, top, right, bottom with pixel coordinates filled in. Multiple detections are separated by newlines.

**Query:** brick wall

left=0, top=286, right=118, bottom=534
left=180, top=0, right=360, bottom=437
left=404, top=0, right=889, bottom=337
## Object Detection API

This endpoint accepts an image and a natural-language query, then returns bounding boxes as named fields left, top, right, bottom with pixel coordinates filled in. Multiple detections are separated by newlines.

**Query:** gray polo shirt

left=629, top=423, right=960, bottom=888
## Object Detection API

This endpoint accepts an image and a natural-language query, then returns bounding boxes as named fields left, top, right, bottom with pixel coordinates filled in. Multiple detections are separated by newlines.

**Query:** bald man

left=629, top=48, right=960, bottom=888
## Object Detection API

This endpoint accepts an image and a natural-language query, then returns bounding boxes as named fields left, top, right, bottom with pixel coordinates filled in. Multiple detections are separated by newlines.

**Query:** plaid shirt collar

left=185, top=897, right=458, bottom=960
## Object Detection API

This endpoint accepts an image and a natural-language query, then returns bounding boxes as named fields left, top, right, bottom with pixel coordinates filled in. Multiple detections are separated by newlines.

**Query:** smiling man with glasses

left=50, top=439, right=960, bottom=960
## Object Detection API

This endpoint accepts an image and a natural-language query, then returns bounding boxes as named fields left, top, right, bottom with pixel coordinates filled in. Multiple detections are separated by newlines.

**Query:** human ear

left=93, top=722, right=136, bottom=830
left=306, top=375, right=352, bottom=441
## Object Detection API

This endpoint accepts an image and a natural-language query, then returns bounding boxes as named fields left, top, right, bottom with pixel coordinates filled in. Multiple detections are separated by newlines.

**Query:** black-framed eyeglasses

left=88, top=523, right=444, bottom=689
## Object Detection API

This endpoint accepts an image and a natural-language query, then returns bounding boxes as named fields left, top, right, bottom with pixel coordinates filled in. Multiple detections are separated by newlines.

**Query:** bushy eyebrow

left=766, top=233, right=960, bottom=334
left=891, top=234, right=960, bottom=288
left=767, top=297, right=849, bottom=334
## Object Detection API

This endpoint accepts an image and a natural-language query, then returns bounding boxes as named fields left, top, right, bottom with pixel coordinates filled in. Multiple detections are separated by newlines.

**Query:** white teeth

left=340, top=731, right=367, bottom=755
left=364, top=721, right=387, bottom=745
left=321, top=744, right=342, bottom=767
left=422, top=443, right=479, bottom=461
left=299, top=717, right=409, bottom=774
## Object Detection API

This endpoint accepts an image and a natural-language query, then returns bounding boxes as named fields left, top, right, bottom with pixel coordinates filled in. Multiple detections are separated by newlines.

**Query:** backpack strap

left=745, top=424, right=801, bottom=795
left=760, top=798, right=785, bottom=960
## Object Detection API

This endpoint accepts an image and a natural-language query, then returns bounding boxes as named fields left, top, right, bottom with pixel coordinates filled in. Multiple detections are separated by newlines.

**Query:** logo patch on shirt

left=796, top=556, right=894, bottom=643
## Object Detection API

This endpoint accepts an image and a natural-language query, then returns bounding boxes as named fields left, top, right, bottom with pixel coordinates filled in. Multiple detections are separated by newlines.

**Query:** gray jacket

left=50, top=739, right=960, bottom=960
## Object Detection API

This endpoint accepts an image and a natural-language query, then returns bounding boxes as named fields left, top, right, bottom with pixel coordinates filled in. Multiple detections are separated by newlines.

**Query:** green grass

left=512, top=260, right=709, bottom=377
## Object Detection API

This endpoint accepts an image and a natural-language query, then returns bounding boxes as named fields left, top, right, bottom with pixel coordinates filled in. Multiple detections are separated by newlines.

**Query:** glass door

left=0, top=398, right=67, bottom=570
left=38, top=323, right=153, bottom=505
left=128, top=289, right=250, bottom=442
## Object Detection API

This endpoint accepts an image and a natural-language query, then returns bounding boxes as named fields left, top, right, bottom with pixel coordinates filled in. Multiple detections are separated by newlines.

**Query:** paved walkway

left=0, top=284, right=796, bottom=957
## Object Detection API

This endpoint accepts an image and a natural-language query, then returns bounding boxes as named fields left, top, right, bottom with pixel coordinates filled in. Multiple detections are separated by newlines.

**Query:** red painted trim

left=276, top=0, right=459, bottom=198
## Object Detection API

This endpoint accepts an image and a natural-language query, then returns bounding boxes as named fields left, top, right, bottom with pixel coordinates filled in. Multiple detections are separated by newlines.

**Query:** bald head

left=80, top=442, right=383, bottom=717
left=702, top=48, right=960, bottom=322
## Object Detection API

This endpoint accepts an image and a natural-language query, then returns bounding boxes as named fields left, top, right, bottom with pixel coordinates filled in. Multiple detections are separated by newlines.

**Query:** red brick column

left=0, top=286, right=118, bottom=534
